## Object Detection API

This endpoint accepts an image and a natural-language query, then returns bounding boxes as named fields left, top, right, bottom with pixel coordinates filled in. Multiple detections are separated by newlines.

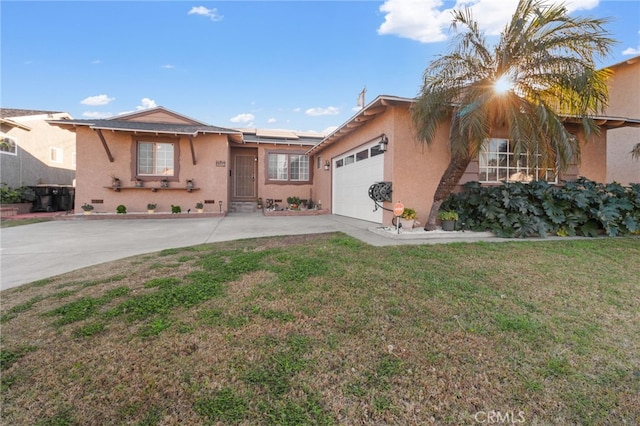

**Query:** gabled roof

left=48, top=106, right=243, bottom=142
left=307, top=95, right=412, bottom=155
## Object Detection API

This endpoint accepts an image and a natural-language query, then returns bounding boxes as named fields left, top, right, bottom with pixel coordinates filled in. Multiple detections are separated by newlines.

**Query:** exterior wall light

left=378, top=134, right=389, bottom=152
left=324, top=160, right=331, bottom=171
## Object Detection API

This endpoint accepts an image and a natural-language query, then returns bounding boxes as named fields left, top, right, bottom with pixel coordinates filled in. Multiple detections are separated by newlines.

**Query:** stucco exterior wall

left=385, top=105, right=451, bottom=227
left=577, top=131, right=607, bottom=183
left=312, top=104, right=452, bottom=227
left=1, top=112, right=75, bottom=187
left=605, top=58, right=640, bottom=184
left=74, top=127, right=230, bottom=213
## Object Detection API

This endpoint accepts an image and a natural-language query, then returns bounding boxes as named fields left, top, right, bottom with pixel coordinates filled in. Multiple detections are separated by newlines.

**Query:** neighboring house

left=49, top=107, right=324, bottom=214
left=308, top=95, right=640, bottom=227
left=1, top=109, right=76, bottom=188
left=604, top=56, right=640, bottom=185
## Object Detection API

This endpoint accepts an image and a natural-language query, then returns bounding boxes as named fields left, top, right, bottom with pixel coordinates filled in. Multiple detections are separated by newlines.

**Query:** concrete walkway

left=1, top=213, right=501, bottom=291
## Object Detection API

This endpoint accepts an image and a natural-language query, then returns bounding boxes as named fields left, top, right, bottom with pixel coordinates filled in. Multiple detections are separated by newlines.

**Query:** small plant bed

left=263, top=208, right=330, bottom=217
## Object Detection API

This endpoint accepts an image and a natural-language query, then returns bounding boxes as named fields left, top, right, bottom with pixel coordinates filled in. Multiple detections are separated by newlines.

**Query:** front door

left=234, top=154, right=257, bottom=199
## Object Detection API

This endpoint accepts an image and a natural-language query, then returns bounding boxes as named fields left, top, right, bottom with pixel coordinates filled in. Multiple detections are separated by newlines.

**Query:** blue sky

left=2, top=0, right=639, bottom=134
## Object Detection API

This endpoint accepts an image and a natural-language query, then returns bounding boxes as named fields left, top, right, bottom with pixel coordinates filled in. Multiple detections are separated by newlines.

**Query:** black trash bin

left=32, top=186, right=55, bottom=212
left=55, top=186, right=75, bottom=211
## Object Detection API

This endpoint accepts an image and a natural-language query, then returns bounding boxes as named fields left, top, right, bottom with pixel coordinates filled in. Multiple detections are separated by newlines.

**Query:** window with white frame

left=50, top=147, right=63, bottom=163
left=137, top=142, right=175, bottom=176
left=479, top=138, right=557, bottom=183
left=1, top=133, right=17, bottom=155
left=267, top=152, right=310, bottom=182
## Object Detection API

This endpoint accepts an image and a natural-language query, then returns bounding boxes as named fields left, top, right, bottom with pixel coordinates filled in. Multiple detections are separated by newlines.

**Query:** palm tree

left=412, top=0, right=614, bottom=230
left=632, top=143, right=640, bottom=159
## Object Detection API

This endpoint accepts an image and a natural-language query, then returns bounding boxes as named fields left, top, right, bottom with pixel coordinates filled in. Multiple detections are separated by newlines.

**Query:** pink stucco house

left=50, top=107, right=323, bottom=215
left=50, top=59, right=639, bottom=226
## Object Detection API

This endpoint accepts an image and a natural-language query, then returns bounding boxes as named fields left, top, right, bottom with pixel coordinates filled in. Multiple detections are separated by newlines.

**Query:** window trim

left=130, top=136, right=181, bottom=182
left=265, top=150, right=311, bottom=184
left=0, top=133, right=18, bottom=155
left=479, top=138, right=558, bottom=184
left=50, top=147, right=63, bottom=163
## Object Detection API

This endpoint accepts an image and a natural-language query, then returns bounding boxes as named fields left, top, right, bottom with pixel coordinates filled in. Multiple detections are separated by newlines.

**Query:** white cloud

left=293, top=107, right=301, bottom=113
left=230, top=113, right=255, bottom=124
left=82, top=111, right=113, bottom=119
left=161, top=64, right=175, bottom=69
left=136, top=98, right=157, bottom=110
left=622, top=46, right=640, bottom=55
left=305, top=106, right=340, bottom=116
left=268, top=117, right=277, bottom=124
left=188, top=6, right=223, bottom=21
left=322, top=125, right=339, bottom=135
left=377, top=0, right=600, bottom=43
left=80, top=94, right=115, bottom=106
left=91, top=60, right=102, bottom=65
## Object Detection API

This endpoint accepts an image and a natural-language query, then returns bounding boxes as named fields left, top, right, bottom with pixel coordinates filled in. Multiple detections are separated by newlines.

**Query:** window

left=137, top=142, right=175, bottom=176
left=344, top=155, right=355, bottom=165
left=336, top=159, right=344, bottom=168
left=1, top=133, right=17, bottom=155
left=267, top=152, right=310, bottom=182
left=50, top=147, right=63, bottom=163
left=317, top=156, right=322, bottom=169
left=356, top=149, right=369, bottom=161
left=479, top=138, right=557, bottom=183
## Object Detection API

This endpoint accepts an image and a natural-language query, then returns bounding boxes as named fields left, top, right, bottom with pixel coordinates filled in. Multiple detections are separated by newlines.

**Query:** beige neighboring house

left=604, top=56, right=640, bottom=184
left=1, top=109, right=76, bottom=188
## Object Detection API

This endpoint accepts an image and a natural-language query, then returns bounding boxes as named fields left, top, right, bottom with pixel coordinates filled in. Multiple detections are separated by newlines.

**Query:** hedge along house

left=49, top=107, right=323, bottom=214
left=308, top=95, right=640, bottom=228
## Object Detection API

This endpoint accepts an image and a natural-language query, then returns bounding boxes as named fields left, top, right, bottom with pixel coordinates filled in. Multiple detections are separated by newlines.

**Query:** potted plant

left=81, top=203, right=94, bottom=215
left=110, top=175, right=121, bottom=191
left=257, top=197, right=263, bottom=210
left=147, top=203, right=157, bottom=214
left=399, top=207, right=417, bottom=230
left=171, top=204, right=181, bottom=214
left=195, top=202, right=204, bottom=213
left=287, top=196, right=301, bottom=210
left=437, top=210, right=458, bottom=231
left=135, top=177, right=144, bottom=188
left=161, top=177, right=169, bottom=188
left=186, top=179, right=194, bottom=191
left=116, top=204, right=127, bottom=214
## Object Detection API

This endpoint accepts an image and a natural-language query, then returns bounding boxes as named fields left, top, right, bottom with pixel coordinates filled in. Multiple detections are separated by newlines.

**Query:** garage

left=332, top=143, right=385, bottom=222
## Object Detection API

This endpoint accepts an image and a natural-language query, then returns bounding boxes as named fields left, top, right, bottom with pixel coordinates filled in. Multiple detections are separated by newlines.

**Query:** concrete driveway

left=1, top=213, right=502, bottom=291
left=0, top=214, right=383, bottom=290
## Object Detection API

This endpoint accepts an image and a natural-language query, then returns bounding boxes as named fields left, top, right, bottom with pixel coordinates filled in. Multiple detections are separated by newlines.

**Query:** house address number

left=216, top=161, right=226, bottom=167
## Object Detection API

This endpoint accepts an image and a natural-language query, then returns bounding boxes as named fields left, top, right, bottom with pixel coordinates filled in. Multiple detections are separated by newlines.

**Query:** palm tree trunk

left=424, top=154, right=472, bottom=230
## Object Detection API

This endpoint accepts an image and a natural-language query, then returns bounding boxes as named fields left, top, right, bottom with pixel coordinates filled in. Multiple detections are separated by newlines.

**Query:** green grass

left=1, top=234, right=638, bottom=425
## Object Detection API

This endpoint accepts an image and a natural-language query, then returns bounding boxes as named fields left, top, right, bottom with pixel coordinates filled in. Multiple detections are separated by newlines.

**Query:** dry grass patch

left=1, top=234, right=639, bottom=425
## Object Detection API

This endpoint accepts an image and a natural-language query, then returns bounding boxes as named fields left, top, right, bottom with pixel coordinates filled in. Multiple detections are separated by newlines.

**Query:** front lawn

left=1, top=234, right=638, bottom=425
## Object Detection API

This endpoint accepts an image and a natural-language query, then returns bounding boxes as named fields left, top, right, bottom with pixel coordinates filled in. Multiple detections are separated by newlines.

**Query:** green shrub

left=116, top=204, right=127, bottom=214
left=441, top=178, right=640, bottom=238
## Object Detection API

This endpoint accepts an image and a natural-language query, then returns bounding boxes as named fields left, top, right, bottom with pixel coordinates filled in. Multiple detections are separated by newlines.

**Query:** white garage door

left=332, top=143, right=385, bottom=222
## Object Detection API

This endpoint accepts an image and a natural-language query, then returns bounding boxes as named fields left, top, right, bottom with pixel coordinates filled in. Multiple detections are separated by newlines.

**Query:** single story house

left=49, top=107, right=324, bottom=214
left=50, top=61, right=639, bottom=225
left=1, top=109, right=76, bottom=188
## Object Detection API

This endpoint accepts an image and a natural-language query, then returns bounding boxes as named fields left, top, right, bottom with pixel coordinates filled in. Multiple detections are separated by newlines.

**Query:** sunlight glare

left=494, top=75, right=513, bottom=94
